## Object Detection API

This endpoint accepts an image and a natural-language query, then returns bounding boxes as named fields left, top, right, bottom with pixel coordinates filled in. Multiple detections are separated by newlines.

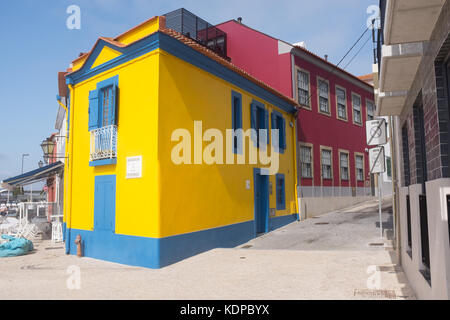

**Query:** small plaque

left=126, top=156, right=142, bottom=179
left=269, top=208, right=276, bottom=217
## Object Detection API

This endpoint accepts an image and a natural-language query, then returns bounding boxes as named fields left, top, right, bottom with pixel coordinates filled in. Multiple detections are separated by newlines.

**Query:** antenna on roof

left=237, top=17, right=242, bottom=23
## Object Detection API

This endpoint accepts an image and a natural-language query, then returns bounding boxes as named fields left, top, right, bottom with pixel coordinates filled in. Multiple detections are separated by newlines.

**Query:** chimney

left=324, top=54, right=328, bottom=61
left=292, top=41, right=306, bottom=49
left=237, top=17, right=242, bottom=24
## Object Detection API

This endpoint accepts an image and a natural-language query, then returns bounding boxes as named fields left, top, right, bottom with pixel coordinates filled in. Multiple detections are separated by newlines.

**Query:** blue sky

left=0, top=0, right=378, bottom=185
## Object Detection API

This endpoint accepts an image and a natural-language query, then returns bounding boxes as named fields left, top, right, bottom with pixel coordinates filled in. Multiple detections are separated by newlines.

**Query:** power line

left=343, top=33, right=372, bottom=70
left=298, top=25, right=371, bottom=108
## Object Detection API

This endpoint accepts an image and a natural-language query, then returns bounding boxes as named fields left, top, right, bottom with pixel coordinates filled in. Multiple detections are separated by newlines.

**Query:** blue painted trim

left=251, top=100, right=268, bottom=148
left=159, top=32, right=296, bottom=113
left=89, top=158, right=117, bottom=166
left=268, top=213, right=298, bottom=231
left=66, top=227, right=161, bottom=268
left=271, top=110, right=286, bottom=154
left=94, top=175, right=116, bottom=232
left=253, top=168, right=269, bottom=235
left=66, top=220, right=255, bottom=269
left=63, top=210, right=297, bottom=268
left=62, top=222, right=67, bottom=242
left=231, top=90, right=243, bottom=155
left=276, top=173, right=286, bottom=210
left=64, top=214, right=298, bottom=268
left=66, top=32, right=296, bottom=113
left=67, top=34, right=160, bottom=85
left=158, top=221, right=254, bottom=267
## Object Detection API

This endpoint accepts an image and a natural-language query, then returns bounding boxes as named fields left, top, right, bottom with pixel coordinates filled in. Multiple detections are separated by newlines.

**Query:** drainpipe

left=56, top=95, right=68, bottom=113
left=290, top=49, right=301, bottom=220
left=389, top=115, right=401, bottom=265
left=65, top=83, right=75, bottom=254
left=292, top=109, right=300, bottom=220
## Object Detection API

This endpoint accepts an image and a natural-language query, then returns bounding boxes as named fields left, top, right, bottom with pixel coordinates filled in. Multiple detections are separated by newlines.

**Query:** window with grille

left=340, top=152, right=349, bottom=180
left=321, top=149, right=332, bottom=179
left=356, top=155, right=364, bottom=181
left=297, top=70, right=310, bottom=107
left=300, top=146, right=312, bottom=178
left=336, top=87, right=347, bottom=120
left=231, top=91, right=242, bottom=154
left=353, top=94, right=362, bottom=124
left=402, top=125, right=411, bottom=186
left=318, top=79, right=329, bottom=114
left=367, top=100, right=375, bottom=120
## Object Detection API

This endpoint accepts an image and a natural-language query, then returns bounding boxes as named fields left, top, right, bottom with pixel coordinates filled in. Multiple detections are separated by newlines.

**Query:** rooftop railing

left=164, top=8, right=228, bottom=59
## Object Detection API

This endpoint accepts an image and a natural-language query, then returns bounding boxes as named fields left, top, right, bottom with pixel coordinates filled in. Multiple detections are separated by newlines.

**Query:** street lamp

left=40, top=138, right=55, bottom=164
left=21, top=153, right=29, bottom=174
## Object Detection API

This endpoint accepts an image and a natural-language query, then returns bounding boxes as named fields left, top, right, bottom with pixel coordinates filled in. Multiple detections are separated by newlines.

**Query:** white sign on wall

left=126, top=156, right=142, bottom=179
left=369, top=147, right=385, bottom=174
left=366, top=119, right=387, bottom=146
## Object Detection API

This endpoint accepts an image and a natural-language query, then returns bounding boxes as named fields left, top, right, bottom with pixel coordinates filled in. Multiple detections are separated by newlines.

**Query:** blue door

left=94, top=175, right=116, bottom=232
left=253, top=169, right=269, bottom=234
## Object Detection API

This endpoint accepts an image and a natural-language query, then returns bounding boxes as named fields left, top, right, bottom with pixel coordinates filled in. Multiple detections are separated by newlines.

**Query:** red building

left=217, top=20, right=375, bottom=197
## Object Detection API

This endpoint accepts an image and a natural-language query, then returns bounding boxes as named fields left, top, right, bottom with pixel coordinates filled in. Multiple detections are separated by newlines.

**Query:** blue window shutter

left=251, top=103, right=257, bottom=146
left=276, top=174, right=286, bottom=210
left=110, top=84, right=117, bottom=125
left=232, top=100, right=236, bottom=130
left=264, top=109, right=269, bottom=144
left=237, top=99, right=242, bottom=129
left=251, top=103, right=257, bottom=130
left=282, top=117, right=287, bottom=150
left=88, top=89, right=99, bottom=130
left=271, top=112, right=277, bottom=149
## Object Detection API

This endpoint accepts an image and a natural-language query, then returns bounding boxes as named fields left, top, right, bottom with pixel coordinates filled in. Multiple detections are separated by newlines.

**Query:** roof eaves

left=160, top=27, right=298, bottom=108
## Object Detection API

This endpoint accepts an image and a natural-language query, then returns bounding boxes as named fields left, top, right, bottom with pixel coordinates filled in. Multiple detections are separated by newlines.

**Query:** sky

left=0, top=0, right=378, bottom=187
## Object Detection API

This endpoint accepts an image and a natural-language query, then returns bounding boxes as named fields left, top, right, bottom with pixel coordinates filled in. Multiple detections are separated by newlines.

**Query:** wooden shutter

left=88, top=89, right=99, bottom=130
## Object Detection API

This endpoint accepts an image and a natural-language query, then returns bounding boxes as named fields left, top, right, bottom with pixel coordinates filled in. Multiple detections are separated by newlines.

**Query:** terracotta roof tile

left=160, top=27, right=298, bottom=107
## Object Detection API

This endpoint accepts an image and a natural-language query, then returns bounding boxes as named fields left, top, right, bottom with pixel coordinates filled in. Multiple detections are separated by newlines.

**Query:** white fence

left=298, top=186, right=373, bottom=198
left=90, top=124, right=117, bottom=161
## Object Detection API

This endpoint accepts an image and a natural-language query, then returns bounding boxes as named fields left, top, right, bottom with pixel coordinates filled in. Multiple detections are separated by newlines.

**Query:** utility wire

left=299, top=25, right=372, bottom=108
left=343, top=33, right=372, bottom=70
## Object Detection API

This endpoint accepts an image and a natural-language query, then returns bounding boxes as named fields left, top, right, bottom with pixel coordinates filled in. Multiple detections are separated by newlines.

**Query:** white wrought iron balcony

left=90, top=125, right=117, bottom=161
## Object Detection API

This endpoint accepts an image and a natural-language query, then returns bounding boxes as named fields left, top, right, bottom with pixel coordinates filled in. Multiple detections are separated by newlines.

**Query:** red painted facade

left=217, top=20, right=374, bottom=190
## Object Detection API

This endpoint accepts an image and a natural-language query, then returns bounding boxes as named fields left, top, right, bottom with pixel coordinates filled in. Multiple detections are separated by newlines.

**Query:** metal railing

left=164, top=8, right=228, bottom=59
left=18, top=201, right=59, bottom=222
left=90, top=125, right=117, bottom=161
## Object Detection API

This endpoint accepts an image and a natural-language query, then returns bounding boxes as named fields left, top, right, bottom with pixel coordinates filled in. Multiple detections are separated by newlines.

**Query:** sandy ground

left=0, top=199, right=415, bottom=300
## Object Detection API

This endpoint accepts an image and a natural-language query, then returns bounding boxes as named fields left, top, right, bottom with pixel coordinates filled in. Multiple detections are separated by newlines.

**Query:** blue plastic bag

left=0, top=235, right=34, bottom=257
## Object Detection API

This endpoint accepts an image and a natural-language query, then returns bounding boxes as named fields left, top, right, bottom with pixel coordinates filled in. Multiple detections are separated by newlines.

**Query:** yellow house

left=63, top=12, right=299, bottom=268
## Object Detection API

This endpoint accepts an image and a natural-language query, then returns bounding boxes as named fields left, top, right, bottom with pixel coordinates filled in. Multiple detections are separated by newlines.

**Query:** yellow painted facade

left=63, top=16, right=298, bottom=267
left=158, top=50, right=298, bottom=237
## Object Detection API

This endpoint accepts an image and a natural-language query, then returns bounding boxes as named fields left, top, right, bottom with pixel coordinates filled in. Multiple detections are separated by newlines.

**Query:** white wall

left=398, top=180, right=450, bottom=299
left=298, top=196, right=375, bottom=219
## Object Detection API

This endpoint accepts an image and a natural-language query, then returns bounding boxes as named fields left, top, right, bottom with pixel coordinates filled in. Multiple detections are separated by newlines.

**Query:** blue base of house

left=63, top=213, right=298, bottom=269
